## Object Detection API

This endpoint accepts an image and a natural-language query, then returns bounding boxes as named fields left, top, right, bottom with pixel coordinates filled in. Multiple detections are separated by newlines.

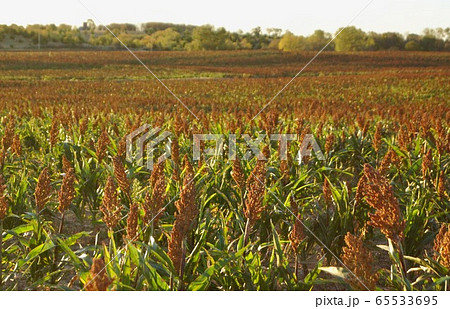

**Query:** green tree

left=267, top=28, right=282, bottom=39
left=188, top=25, right=232, bottom=50
left=379, top=32, right=404, bottom=50
left=278, top=31, right=307, bottom=51
left=405, top=40, right=420, bottom=51
left=307, top=30, right=332, bottom=50
left=149, top=28, right=181, bottom=50
left=334, top=26, right=367, bottom=51
left=245, top=27, right=270, bottom=49
left=420, top=29, right=446, bottom=51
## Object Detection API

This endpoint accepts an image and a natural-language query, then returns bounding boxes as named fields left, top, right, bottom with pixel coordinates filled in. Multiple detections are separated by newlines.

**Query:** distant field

left=0, top=50, right=449, bottom=291
left=1, top=50, right=448, bottom=115
left=2, top=50, right=449, bottom=78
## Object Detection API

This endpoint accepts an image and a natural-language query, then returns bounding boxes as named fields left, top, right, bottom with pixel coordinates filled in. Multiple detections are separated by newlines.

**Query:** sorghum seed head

left=84, top=258, right=113, bottom=291
left=433, top=223, right=450, bottom=268
left=79, top=118, right=88, bottom=136
left=49, top=119, right=59, bottom=148
left=421, top=149, right=432, bottom=178
left=341, top=232, right=378, bottom=290
left=149, top=161, right=165, bottom=190
left=244, top=160, right=266, bottom=225
left=437, top=171, right=447, bottom=199
left=289, top=212, right=305, bottom=253
left=280, top=160, right=289, bottom=185
left=11, top=134, right=21, bottom=156
left=168, top=158, right=197, bottom=274
left=398, top=126, right=411, bottom=152
left=168, top=221, right=185, bottom=274
left=96, top=129, right=110, bottom=163
left=325, top=133, right=335, bottom=154
left=62, top=155, right=73, bottom=173
left=362, top=164, right=405, bottom=242
left=58, top=168, right=76, bottom=213
left=323, top=177, right=332, bottom=205
left=100, top=176, right=123, bottom=229
left=2, top=117, right=15, bottom=150
left=35, top=167, right=51, bottom=212
left=113, top=156, right=130, bottom=197
left=231, top=157, right=245, bottom=190
left=355, top=174, right=367, bottom=205
left=143, top=176, right=166, bottom=226
left=373, top=122, right=382, bottom=153
left=126, top=202, right=139, bottom=241
left=117, top=137, right=126, bottom=158
left=378, top=149, right=400, bottom=174
left=0, top=174, right=8, bottom=220
left=171, top=136, right=180, bottom=167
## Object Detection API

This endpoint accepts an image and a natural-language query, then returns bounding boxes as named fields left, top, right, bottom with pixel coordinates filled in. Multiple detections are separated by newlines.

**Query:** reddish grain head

left=341, top=232, right=378, bottom=290
left=35, top=167, right=52, bottom=212
left=58, top=168, right=76, bottom=213
left=84, top=258, right=113, bottom=291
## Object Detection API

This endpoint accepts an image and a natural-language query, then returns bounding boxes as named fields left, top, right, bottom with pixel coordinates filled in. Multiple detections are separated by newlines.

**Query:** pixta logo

left=126, top=125, right=172, bottom=171
left=126, top=124, right=324, bottom=170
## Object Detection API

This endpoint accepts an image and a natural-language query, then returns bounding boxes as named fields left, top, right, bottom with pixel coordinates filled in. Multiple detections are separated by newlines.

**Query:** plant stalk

left=58, top=212, right=65, bottom=234
left=396, top=240, right=407, bottom=279
left=0, top=220, right=3, bottom=290
left=52, top=212, right=66, bottom=283
left=178, top=241, right=186, bottom=291
left=243, top=218, right=251, bottom=247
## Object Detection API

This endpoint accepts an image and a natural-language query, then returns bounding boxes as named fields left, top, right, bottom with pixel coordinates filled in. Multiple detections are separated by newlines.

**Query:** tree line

left=0, top=22, right=449, bottom=51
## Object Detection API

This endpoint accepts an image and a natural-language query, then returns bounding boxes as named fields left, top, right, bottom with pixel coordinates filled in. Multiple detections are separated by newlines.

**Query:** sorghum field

left=0, top=50, right=449, bottom=291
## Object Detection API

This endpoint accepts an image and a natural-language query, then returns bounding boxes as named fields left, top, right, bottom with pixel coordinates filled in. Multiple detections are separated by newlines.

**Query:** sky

left=1, top=0, right=449, bottom=35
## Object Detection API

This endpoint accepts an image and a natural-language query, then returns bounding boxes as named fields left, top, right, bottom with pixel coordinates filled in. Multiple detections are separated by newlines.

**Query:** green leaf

left=188, top=257, right=231, bottom=291
left=146, top=238, right=175, bottom=274
left=430, top=276, right=450, bottom=288
left=64, top=231, right=90, bottom=247
left=18, top=239, right=55, bottom=268
left=3, top=224, right=34, bottom=241
left=56, top=237, right=87, bottom=271
left=127, top=243, right=140, bottom=266
left=271, top=221, right=283, bottom=267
